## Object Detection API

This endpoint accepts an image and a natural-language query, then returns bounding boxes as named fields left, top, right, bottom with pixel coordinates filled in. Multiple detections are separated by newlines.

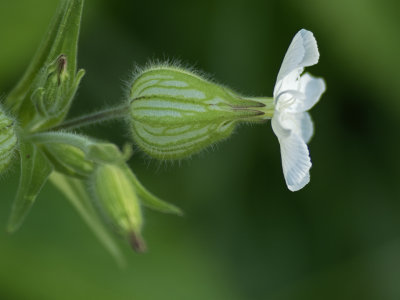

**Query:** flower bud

left=31, top=55, right=68, bottom=116
left=0, top=108, right=18, bottom=173
left=128, top=65, right=271, bottom=160
left=43, top=143, right=94, bottom=179
left=31, top=54, right=85, bottom=119
left=91, top=163, right=145, bottom=252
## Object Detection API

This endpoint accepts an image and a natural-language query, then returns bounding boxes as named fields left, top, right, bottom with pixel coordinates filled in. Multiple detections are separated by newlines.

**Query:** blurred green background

left=1, top=0, right=400, bottom=299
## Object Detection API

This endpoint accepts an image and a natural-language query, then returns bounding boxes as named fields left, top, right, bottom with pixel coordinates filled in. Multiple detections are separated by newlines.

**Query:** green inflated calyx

left=91, top=163, right=146, bottom=252
left=129, top=65, right=274, bottom=160
left=0, top=108, right=18, bottom=174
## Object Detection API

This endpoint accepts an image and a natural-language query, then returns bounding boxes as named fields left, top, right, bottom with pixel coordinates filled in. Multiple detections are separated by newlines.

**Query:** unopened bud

left=43, top=143, right=94, bottom=179
left=31, top=54, right=85, bottom=119
left=0, top=108, right=18, bottom=173
left=129, top=65, right=272, bottom=160
left=91, top=163, right=145, bottom=252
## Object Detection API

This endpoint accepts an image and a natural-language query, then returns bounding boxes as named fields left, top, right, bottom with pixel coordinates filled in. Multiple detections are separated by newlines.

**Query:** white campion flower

left=272, top=29, right=326, bottom=191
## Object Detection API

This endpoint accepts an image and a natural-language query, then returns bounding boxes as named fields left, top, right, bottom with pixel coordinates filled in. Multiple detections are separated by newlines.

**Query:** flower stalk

left=47, top=104, right=130, bottom=131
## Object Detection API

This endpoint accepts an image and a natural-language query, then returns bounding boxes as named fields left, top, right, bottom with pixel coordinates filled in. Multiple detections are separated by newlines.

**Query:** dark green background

left=1, top=0, right=400, bottom=299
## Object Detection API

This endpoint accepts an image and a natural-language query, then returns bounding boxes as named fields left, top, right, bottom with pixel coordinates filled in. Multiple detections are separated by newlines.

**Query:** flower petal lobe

left=275, top=29, right=320, bottom=96
left=279, top=132, right=312, bottom=192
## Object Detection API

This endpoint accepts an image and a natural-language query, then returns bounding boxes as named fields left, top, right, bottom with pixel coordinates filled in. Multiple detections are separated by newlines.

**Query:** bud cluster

left=26, top=131, right=181, bottom=252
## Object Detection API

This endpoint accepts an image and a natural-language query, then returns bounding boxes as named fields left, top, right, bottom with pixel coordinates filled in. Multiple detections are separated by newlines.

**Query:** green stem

left=47, top=103, right=130, bottom=131
left=28, top=131, right=93, bottom=152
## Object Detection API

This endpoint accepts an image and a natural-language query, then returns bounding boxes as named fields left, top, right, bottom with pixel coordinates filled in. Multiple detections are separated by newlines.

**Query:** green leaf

left=50, top=172, right=126, bottom=266
left=7, top=141, right=53, bottom=233
left=5, top=0, right=85, bottom=129
left=3, top=0, right=68, bottom=113
left=125, top=165, right=183, bottom=216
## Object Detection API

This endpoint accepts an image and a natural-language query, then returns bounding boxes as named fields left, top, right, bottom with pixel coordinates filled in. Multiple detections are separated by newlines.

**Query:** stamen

left=275, top=89, right=306, bottom=110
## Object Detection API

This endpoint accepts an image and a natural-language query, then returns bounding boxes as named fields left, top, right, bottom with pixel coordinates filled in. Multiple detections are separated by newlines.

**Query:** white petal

left=274, top=29, right=320, bottom=97
left=297, top=112, right=314, bottom=143
left=298, top=73, right=326, bottom=112
left=272, top=109, right=314, bottom=143
left=272, top=113, right=312, bottom=191
left=277, top=73, right=326, bottom=114
left=271, top=110, right=290, bottom=139
left=279, top=132, right=312, bottom=192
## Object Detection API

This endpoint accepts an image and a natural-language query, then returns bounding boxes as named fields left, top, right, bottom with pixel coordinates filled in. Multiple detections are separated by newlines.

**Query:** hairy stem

left=28, top=131, right=94, bottom=152
left=47, top=103, right=130, bottom=131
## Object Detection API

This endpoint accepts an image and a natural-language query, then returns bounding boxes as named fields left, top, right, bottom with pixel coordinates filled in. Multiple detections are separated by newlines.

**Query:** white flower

left=272, top=29, right=326, bottom=191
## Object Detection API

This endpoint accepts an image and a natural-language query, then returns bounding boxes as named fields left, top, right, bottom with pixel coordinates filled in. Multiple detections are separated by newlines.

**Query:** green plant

left=0, top=0, right=325, bottom=264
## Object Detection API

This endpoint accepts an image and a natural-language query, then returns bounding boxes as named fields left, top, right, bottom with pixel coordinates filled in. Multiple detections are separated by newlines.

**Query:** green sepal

left=7, top=141, right=53, bottom=233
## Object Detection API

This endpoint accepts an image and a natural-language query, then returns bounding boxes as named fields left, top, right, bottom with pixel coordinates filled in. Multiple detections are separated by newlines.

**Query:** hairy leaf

left=7, top=141, right=53, bottom=232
